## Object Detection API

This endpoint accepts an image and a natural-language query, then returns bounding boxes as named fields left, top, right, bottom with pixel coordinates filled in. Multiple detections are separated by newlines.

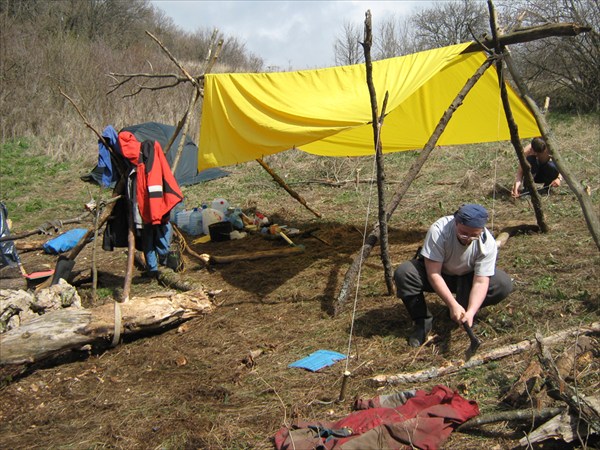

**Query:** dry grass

left=0, top=115, right=598, bottom=449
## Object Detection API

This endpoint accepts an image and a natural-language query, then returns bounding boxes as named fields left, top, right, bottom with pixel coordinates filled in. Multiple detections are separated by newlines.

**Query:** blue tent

left=84, top=122, right=228, bottom=187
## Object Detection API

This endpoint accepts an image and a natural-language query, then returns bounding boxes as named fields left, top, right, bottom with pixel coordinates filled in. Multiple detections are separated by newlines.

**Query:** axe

left=463, top=321, right=481, bottom=358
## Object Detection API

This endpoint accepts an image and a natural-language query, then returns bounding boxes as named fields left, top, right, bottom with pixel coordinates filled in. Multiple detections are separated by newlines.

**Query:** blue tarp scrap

left=43, top=228, right=89, bottom=254
left=288, top=350, right=346, bottom=372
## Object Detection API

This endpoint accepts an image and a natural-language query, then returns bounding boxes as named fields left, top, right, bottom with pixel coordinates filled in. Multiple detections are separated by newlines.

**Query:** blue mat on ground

left=288, top=350, right=346, bottom=372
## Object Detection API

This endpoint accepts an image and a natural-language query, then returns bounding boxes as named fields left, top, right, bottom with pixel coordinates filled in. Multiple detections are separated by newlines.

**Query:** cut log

left=501, top=358, right=549, bottom=408
left=370, top=322, right=599, bottom=386
left=0, top=290, right=215, bottom=365
left=536, top=334, right=600, bottom=433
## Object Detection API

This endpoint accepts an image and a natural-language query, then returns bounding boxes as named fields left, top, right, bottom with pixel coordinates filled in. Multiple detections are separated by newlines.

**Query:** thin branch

left=146, top=31, right=198, bottom=87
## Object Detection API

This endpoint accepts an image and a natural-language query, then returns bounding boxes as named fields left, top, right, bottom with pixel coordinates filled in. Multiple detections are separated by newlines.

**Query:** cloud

left=151, top=1, right=425, bottom=70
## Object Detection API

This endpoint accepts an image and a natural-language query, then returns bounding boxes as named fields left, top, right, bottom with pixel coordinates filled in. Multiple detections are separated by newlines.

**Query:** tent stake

left=338, top=371, right=351, bottom=402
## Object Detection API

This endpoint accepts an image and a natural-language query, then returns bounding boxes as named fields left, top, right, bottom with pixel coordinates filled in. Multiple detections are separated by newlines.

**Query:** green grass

left=0, top=139, right=90, bottom=228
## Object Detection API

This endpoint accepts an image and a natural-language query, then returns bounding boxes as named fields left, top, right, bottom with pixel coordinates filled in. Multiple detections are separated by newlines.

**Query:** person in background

left=393, top=204, right=513, bottom=347
left=512, top=137, right=562, bottom=198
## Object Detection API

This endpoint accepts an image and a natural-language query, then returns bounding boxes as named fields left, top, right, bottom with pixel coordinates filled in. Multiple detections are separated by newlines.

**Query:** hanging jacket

left=117, top=131, right=183, bottom=225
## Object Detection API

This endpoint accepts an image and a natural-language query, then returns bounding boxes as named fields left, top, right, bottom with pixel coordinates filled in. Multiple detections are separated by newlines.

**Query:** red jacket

left=118, top=131, right=183, bottom=225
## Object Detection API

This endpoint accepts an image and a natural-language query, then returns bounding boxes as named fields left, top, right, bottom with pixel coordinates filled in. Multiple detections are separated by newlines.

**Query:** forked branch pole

left=333, top=57, right=495, bottom=315
left=362, top=10, right=394, bottom=296
left=488, top=1, right=549, bottom=233
left=503, top=50, right=600, bottom=251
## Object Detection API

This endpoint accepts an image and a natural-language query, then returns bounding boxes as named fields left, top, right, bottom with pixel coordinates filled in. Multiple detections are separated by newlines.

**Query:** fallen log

left=0, top=290, right=215, bottom=365
left=370, top=322, right=599, bottom=386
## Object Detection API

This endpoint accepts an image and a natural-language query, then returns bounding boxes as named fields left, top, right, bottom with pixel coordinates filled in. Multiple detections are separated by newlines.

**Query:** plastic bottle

left=211, top=198, right=229, bottom=215
left=170, top=202, right=185, bottom=224
left=175, top=210, right=192, bottom=233
left=188, top=208, right=203, bottom=236
left=202, top=208, right=224, bottom=235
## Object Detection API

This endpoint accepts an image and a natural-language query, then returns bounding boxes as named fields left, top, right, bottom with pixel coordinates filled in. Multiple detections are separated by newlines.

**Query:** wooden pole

left=256, top=158, right=322, bottom=218
left=503, top=50, right=600, bottom=251
left=487, top=0, right=549, bottom=232
left=334, top=57, right=496, bottom=315
left=462, top=22, right=591, bottom=54
left=361, top=10, right=394, bottom=295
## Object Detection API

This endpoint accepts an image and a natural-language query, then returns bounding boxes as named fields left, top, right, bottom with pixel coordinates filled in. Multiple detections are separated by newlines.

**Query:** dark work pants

left=527, top=155, right=560, bottom=187
left=394, top=258, right=513, bottom=322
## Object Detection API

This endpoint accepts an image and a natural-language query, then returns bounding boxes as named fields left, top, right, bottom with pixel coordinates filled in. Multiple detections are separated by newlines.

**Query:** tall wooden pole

left=487, top=0, right=549, bottom=232
left=361, top=11, right=395, bottom=295
left=334, top=57, right=496, bottom=315
left=503, top=51, right=600, bottom=251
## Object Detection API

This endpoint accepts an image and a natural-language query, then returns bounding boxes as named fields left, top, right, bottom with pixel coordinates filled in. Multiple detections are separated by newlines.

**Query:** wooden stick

left=362, top=13, right=395, bottom=295
left=256, top=158, right=322, bottom=218
left=457, top=407, right=564, bottom=431
left=488, top=1, right=549, bottom=233
left=503, top=48, right=600, bottom=251
left=0, top=215, right=90, bottom=242
left=370, top=322, right=599, bottom=386
left=207, top=245, right=305, bottom=264
left=462, top=22, right=591, bottom=53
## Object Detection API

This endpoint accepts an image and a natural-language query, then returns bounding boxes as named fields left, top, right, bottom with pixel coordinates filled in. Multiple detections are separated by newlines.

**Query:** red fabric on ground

left=273, top=385, right=479, bottom=450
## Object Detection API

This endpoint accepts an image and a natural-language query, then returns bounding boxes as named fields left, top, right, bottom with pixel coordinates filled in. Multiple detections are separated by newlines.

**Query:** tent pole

left=487, top=0, right=549, bottom=233
left=503, top=51, right=600, bottom=251
left=333, top=56, right=496, bottom=316
left=170, top=88, right=201, bottom=174
left=361, top=11, right=395, bottom=295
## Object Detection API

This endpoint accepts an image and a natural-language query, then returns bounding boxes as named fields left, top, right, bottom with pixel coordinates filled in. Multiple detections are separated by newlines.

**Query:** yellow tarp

left=199, top=43, right=540, bottom=169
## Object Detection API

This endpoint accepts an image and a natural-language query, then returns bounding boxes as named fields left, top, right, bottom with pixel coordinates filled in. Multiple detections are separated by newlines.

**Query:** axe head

left=463, top=322, right=481, bottom=359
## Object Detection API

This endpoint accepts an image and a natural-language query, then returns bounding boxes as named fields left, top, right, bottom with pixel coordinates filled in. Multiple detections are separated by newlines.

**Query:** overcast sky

left=151, top=1, right=432, bottom=70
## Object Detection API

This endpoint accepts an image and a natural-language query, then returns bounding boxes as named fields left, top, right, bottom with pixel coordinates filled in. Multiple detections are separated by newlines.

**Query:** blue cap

left=454, top=204, right=488, bottom=228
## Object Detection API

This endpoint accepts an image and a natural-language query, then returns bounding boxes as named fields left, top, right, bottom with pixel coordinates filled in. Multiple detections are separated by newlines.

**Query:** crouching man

left=394, top=204, right=512, bottom=347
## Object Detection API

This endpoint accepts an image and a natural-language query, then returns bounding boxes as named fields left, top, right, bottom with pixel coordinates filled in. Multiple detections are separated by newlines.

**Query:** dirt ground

left=1, top=174, right=599, bottom=449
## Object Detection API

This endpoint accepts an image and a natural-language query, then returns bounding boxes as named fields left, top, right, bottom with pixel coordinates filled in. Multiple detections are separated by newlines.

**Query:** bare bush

left=0, top=0, right=264, bottom=160
left=333, top=21, right=364, bottom=66
left=499, top=0, right=600, bottom=113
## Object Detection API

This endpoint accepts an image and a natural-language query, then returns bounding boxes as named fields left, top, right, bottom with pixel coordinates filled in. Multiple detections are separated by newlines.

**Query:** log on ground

left=0, top=290, right=215, bottom=365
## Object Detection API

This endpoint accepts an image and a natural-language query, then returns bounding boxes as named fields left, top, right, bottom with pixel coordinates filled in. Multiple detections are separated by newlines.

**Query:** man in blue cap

left=394, top=204, right=513, bottom=347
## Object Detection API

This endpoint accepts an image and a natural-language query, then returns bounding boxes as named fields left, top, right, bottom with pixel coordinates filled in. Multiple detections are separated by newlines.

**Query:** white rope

left=343, top=151, right=379, bottom=372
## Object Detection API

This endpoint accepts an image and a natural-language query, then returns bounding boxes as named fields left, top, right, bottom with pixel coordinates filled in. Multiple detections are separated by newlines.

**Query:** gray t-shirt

left=420, top=215, right=497, bottom=277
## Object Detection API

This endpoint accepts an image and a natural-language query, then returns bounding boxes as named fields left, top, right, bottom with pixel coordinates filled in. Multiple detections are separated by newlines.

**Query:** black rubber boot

left=408, top=317, right=433, bottom=347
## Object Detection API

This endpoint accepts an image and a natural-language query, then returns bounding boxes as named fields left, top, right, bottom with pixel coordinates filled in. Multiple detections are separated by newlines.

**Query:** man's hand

left=511, top=181, right=522, bottom=198
left=550, top=177, right=561, bottom=188
left=449, top=304, right=466, bottom=324
left=461, top=310, right=476, bottom=327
